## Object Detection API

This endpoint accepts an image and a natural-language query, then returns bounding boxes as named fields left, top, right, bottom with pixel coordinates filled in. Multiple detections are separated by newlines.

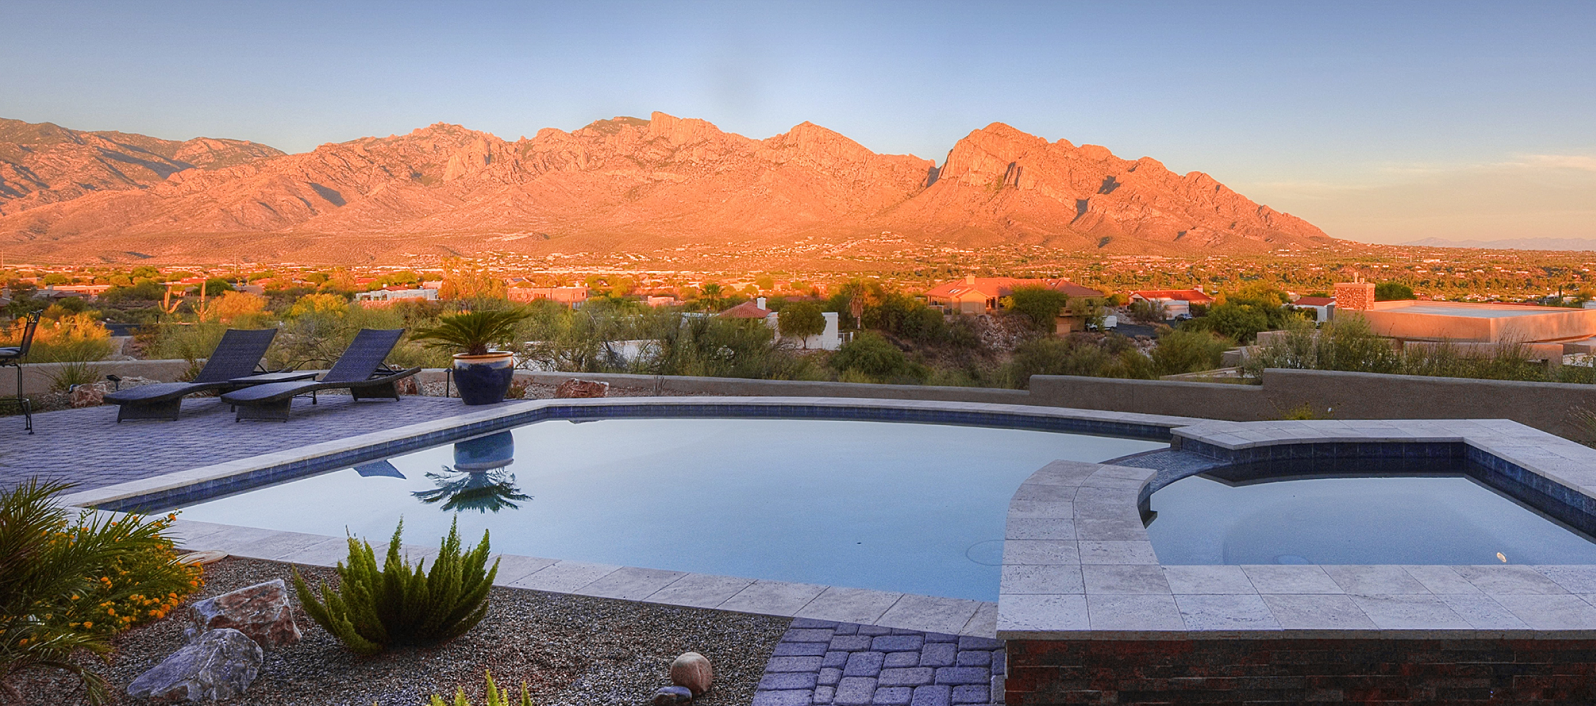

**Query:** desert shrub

left=1244, top=317, right=1398, bottom=377
left=147, top=322, right=227, bottom=363
left=421, top=671, right=531, bottom=706
left=0, top=479, right=203, bottom=704
left=647, top=314, right=815, bottom=380
left=47, top=361, right=102, bottom=392
left=829, top=331, right=926, bottom=383
left=1245, top=317, right=1557, bottom=382
left=293, top=519, right=498, bottom=656
left=5, top=311, right=112, bottom=364
left=1005, top=335, right=1155, bottom=387
left=1570, top=406, right=1596, bottom=448
left=1128, top=299, right=1167, bottom=323
left=1398, top=340, right=1546, bottom=381
left=1151, top=329, right=1233, bottom=376
left=101, top=279, right=165, bottom=303
left=201, top=291, right=268, bottom=326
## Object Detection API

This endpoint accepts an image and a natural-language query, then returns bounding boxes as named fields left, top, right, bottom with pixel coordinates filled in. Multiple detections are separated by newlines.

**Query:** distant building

left=1333, top=282, right=1596, bottom=361
left=506, top=286, right=589, bottom=307
left=1290, top=296, right=1335, bottom=324
left=355, top=287, right=438, bottom=304
left=42, top=284, right=112, bottom=299
left=926, top=275, right=1103, bottom=315
left=1128, top=289, right=1215, bottom=319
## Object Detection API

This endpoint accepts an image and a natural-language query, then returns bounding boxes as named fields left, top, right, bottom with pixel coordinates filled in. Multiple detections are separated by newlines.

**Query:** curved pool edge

left=60, top=396, right=1204, bottom=512
left=997, top=416, right=1596, bottom=642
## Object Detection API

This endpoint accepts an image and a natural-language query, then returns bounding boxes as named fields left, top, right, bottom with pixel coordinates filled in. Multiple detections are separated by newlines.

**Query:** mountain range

left=0, top=113, right=1335, bottom=265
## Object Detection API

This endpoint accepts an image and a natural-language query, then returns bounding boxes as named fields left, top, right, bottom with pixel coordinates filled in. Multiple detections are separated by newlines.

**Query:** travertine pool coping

left=998, top=418, right=1596, bottom=641
left=62, top=396, right=1200, bottom=637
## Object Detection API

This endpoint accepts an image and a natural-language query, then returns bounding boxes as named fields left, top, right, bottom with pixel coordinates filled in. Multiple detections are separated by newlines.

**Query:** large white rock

left=127, top=628, right=263, bottom=703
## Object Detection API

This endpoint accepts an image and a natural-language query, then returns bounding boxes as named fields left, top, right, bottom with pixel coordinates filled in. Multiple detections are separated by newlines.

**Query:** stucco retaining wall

left=10, top=361, right=1596, bottom=439
left=0, top=359, right=193, bottom=397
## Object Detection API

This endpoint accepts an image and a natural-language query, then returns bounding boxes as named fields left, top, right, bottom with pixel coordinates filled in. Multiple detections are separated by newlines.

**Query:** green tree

left=778, top=301, right=826, bottom=348
left=1375, top=282, right=1416, bottom=301
left=201, top=278, right=232, bottom=297
left=1004, top=286, right=1069, bottom=332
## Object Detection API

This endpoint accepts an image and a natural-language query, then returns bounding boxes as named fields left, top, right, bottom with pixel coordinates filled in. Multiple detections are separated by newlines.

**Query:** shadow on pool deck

left=0, top=394, right=497, bottom=493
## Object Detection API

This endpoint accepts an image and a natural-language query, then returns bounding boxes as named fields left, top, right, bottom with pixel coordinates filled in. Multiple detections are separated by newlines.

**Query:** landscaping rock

left=554, top=378, right=608, bottom=398
left=651, top=685, right=693, bottom=705
left=127, top=628, right=263, bottom=703
left=69, top=384, right=105, bottom=408
left=188, top=579, right=301, bottom=649
left=670, top=651, right=714, bottom=695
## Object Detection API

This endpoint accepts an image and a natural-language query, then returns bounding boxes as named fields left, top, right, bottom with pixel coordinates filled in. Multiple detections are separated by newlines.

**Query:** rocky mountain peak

left=0, top=113, right=1334, bottom=262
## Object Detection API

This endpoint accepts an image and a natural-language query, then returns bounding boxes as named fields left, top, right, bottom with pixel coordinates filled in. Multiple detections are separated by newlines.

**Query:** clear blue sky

left=2, top=0, right=1593, bottom=244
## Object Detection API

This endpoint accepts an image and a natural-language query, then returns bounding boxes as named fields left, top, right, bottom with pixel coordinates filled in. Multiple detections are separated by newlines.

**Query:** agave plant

left=411, top=310, right=529, bottom=357
left=293, top=518, right=498, bottom=655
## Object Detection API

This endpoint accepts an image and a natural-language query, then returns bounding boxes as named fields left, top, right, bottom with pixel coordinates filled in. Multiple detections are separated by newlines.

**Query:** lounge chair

left=220, top=328, right=421, bottom=422
left=104, top=328, right=279, bottom=422
left=1, top=310, right=41, bottom=433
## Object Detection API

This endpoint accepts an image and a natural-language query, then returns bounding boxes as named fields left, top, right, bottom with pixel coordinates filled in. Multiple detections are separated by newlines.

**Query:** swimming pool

left=173, top=417, right=1162, bottom=601
left=1147, top=468, right=1596, bottom=565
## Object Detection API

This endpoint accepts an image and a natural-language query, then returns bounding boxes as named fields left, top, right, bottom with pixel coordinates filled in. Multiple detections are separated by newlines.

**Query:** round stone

left=669, top=651, right=714, bottom=695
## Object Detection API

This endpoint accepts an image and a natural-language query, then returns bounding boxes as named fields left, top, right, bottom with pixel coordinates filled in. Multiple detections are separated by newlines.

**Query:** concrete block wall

left=1007, top=638, right=1596, bottom=704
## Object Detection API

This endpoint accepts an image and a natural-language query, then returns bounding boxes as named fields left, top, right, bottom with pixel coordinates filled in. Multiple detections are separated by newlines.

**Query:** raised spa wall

left=999, top=418, right=1596, bottom=705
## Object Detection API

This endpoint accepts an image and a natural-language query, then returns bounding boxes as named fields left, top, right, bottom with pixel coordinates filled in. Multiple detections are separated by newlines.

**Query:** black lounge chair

left=220, top=328, right=420, bottom=422
left=104, top=328, right=280, bottom=422
left=1, top=310, right=41, bottom=433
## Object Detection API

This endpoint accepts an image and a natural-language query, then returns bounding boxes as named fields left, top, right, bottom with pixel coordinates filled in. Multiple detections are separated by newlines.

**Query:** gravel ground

left=15, top=557, right=788, bottom=706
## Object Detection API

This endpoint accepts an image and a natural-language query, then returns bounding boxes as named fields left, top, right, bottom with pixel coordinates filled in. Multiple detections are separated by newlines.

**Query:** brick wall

left=1334, top=281, right=1376, bottom=312
left=1007, top=638, right=1596, bottom=704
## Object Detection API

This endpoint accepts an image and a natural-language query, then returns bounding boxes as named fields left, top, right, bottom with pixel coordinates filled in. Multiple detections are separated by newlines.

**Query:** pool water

left=176, top=417, right=1161, bottom=601
left=1147, top=473, right=1596, bottom=565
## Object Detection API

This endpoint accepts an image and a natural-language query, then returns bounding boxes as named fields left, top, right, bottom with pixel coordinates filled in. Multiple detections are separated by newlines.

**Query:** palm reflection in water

left=413, top=431, right=531, bottom=513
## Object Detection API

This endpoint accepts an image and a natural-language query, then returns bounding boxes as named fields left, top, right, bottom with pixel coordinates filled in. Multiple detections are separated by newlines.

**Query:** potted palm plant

left=412, top=309, right=528, bottom=405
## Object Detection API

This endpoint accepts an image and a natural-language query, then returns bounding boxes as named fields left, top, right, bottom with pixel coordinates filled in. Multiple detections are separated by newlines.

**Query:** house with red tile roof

left=925, top=275, right=1104, bottom=315
left=1128, top=289, right=1215, bottom=318
left=1290, top=295, right=1336, bottom=323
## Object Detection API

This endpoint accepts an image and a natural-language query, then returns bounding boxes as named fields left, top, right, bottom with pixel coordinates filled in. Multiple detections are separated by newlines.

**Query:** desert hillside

left=0, top=113, right=1334, bottom=264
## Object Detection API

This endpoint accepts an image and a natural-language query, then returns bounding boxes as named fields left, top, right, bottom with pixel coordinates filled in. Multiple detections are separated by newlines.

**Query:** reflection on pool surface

left=1147, top=472, right=1596, bottom=565
left=176, top=417, right=1162, bottom=601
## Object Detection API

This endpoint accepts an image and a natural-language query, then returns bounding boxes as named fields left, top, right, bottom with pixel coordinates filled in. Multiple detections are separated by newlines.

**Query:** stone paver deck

left=753, top=618, right=1005, bottom=706
left=0, top=395, right=488, bottom=492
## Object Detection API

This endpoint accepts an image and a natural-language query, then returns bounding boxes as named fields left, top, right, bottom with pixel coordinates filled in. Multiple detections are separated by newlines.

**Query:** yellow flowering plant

left=0, top=480, right=203, bottom=704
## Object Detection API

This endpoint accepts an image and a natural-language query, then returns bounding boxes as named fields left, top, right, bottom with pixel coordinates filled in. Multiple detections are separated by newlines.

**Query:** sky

left=1, top=0, right=1593, bottom=245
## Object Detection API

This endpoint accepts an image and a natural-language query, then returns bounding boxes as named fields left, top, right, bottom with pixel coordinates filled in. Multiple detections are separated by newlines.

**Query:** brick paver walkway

left=755, top=618, right=1004, bottom=706
left=0, top=394, right=489, bottom=492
